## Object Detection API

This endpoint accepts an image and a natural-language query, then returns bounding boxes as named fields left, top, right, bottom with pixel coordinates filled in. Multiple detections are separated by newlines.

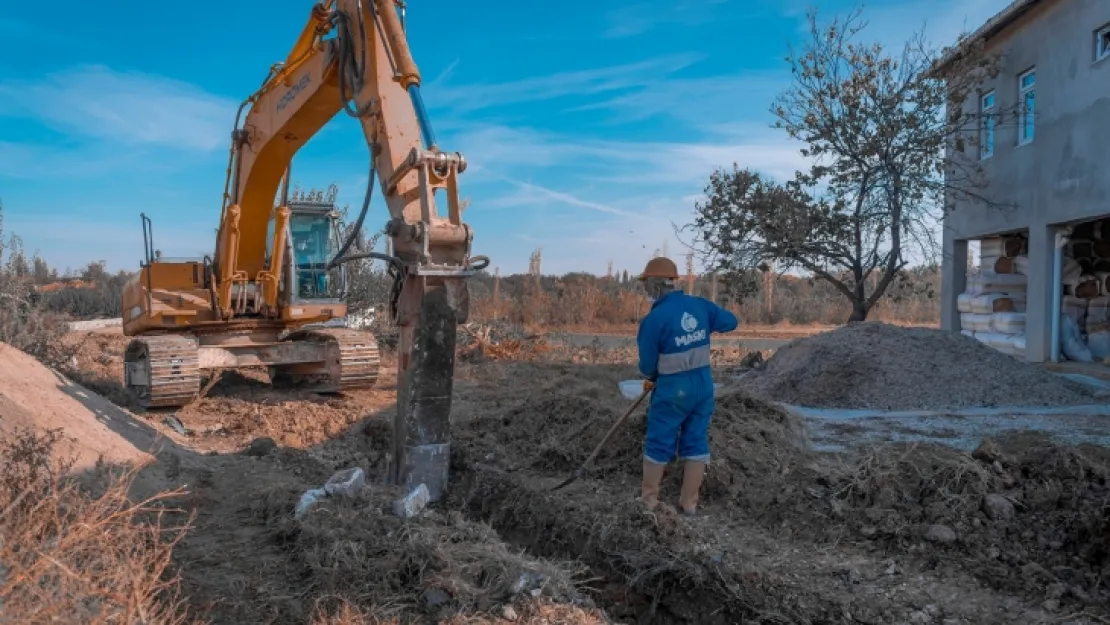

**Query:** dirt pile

left=448, top=361, right=1110, bottom=622
left=151, top=442, right=610, bottom=625
left=288, top=487, right=595, bottom=623
left=738, top=322, right=1099, bottom=410
left=456, top=363, right=809, bottom=507
left=749, top=436, right=1110, bottom=613
left=0, top=341, right=156, bottom=470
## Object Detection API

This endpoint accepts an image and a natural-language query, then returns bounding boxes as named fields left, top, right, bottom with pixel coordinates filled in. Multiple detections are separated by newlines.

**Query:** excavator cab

left=265, top=191, right=349, bottom=304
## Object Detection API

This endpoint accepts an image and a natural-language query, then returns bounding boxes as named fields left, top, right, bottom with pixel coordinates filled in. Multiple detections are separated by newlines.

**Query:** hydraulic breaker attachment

left=386, top=256, right=486, bottom=502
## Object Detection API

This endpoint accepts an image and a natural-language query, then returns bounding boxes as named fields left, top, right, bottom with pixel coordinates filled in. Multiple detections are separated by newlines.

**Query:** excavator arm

left=215, top=0, right=484, bottom=500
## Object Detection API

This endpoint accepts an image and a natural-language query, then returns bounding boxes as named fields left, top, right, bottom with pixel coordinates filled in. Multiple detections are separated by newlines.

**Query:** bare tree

left=682, top=7, right=1010, bottom=321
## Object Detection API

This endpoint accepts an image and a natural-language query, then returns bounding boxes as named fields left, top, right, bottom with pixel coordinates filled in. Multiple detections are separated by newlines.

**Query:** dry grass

left=0, top=428, right=196, bottom=625
left=471, top=267, right=941, bottom=329
left=310, top=598, right=609, bottom=624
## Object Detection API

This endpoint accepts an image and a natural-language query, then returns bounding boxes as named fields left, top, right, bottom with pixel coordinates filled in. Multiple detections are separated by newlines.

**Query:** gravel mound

left=738, top=322, right=1098, bottom=411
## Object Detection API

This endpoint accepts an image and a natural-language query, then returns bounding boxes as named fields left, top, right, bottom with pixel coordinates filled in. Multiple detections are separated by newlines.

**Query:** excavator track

left=272, top=327, right=381, bottom=392
left=123, top=335, right=202, bottom=409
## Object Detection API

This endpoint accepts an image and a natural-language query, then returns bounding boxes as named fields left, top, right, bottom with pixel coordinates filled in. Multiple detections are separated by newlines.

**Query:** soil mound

left=738, top=322, right=1098, bottom=410
left=288, top=487, right=594, bottom=622
left=0, top=342, right=154, bottom=470
left=458, top=369, right=810, bottom=506
left=759, top=437, right=1110, bottom=612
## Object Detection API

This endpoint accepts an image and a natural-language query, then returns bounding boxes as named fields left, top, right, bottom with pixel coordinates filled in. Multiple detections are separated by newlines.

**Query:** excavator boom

left=120, top=0, right=484, bottom=501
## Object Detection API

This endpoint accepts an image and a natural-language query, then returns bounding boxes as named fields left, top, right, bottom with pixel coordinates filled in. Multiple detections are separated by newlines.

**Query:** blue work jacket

left=636, top=290, right=738, bottom=383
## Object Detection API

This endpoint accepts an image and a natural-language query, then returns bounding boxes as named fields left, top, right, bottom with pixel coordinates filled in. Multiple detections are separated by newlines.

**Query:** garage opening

left=957, top=230, right=1029, bottom=358
left=1057, top=217, right=1110, bottom=369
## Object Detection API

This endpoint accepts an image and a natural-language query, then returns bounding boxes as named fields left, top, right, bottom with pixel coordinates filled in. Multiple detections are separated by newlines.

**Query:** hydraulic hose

left=326, top=161, right=376, bottom=271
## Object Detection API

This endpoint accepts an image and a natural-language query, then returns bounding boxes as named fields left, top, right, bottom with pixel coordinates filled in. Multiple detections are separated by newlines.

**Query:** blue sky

left=0, top=0, right=1010, bottom=276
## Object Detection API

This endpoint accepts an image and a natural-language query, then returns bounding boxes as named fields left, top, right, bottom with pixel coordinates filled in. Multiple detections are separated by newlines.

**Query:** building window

left=979, top=91, right=995, bottom=159
left=1098, top=24, right=1110, bottom=62
left=1018, top=68, right=1035, bottom=145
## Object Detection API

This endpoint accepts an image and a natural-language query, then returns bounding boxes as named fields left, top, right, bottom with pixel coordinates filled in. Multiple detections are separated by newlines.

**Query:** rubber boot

left=678, top=461, right=707, bottom=516
left=640, top=461, right=666, bottom=510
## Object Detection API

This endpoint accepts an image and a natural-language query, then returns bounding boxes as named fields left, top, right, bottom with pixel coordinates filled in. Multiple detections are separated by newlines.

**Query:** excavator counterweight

left=120, top=0, right=484, bottom=501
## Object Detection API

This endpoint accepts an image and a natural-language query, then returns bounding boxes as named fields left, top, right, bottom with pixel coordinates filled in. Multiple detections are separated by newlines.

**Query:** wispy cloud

left=427, top=54, right=701, bottom=112
left=566, top=72, right=788, bottom=125
left=602, top=0, right=730, bottom=38
left=0, top=64, right=235, bottom=151
left=429, top=58, right=460, bottom=88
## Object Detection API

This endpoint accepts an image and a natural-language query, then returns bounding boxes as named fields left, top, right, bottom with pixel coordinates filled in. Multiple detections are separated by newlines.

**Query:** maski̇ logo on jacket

left=675, top=312, right=706, bottom=347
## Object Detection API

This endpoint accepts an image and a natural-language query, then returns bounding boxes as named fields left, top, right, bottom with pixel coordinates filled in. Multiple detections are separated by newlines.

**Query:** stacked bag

left=1057, top=219, right=1110, bottom=362
left=959, top=236, right=1028, bottom=358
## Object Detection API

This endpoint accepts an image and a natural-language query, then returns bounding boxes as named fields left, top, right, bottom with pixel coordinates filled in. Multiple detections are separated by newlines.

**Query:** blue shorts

left=643, top=371, right=714, bottom=465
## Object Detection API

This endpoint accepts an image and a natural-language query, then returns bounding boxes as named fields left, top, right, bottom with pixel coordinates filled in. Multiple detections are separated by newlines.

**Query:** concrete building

left=937, top=0, right=1110, bottom=362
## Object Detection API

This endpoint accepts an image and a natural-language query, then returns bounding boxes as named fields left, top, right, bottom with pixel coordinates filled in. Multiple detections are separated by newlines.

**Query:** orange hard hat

left=639, top=256, right=679, bottom=280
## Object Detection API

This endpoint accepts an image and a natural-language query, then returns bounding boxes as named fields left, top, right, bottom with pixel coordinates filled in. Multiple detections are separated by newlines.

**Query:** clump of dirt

left=738, top=322, right=1099, bottom=410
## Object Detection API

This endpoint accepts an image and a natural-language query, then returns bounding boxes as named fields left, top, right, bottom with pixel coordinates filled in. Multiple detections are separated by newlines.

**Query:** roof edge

left=929, top=0, right=1047, bottom=78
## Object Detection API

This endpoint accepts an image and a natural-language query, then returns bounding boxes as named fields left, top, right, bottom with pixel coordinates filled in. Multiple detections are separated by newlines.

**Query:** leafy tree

left=682, top=7, right=1009, bottom=321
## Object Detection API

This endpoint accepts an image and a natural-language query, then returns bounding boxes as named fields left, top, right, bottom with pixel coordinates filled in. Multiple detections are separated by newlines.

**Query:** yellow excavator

left=120, top=0, right=486, bottom=499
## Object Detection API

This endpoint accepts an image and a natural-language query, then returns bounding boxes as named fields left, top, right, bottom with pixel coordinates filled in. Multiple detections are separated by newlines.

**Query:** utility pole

left=685, top=252, right=695, bottom=293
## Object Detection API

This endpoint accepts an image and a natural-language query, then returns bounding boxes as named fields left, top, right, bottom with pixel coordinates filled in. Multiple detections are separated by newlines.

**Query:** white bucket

left=619, top=380, right=644, bottom=400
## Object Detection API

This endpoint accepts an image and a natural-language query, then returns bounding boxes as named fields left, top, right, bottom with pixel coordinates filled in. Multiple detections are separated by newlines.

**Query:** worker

left=635, top=256, right=738, bottom=516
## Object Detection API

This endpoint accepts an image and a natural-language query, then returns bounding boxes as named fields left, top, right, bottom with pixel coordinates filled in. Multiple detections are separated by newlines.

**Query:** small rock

left=972, top=438, right=1001, bottom=464
left=424, top=588, right=450, bottom=610
left=924, top=501, right=948, bottom=522
left=1022, top=562, right=1051, bottom=581
left=1042, top=599, right=1060, bottom=612
left=861, top=525, right=878, bottom=537
left=982, top=494, right=1015, bottom=521
left=393, top=483, right=430, bottom=518
left=500, top=606, right=518, bottom=621
left=924, top=524, right=957, bottom=544
left=244, top=437, right=277, bottom=457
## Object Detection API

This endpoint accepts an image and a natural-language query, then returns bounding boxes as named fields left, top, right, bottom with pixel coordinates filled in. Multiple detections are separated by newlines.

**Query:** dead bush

left=0, top=428, right=196, bottom=624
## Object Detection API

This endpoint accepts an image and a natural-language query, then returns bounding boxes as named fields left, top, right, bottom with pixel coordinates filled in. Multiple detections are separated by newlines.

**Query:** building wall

left=941, top=0, right=1110, bottom=362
